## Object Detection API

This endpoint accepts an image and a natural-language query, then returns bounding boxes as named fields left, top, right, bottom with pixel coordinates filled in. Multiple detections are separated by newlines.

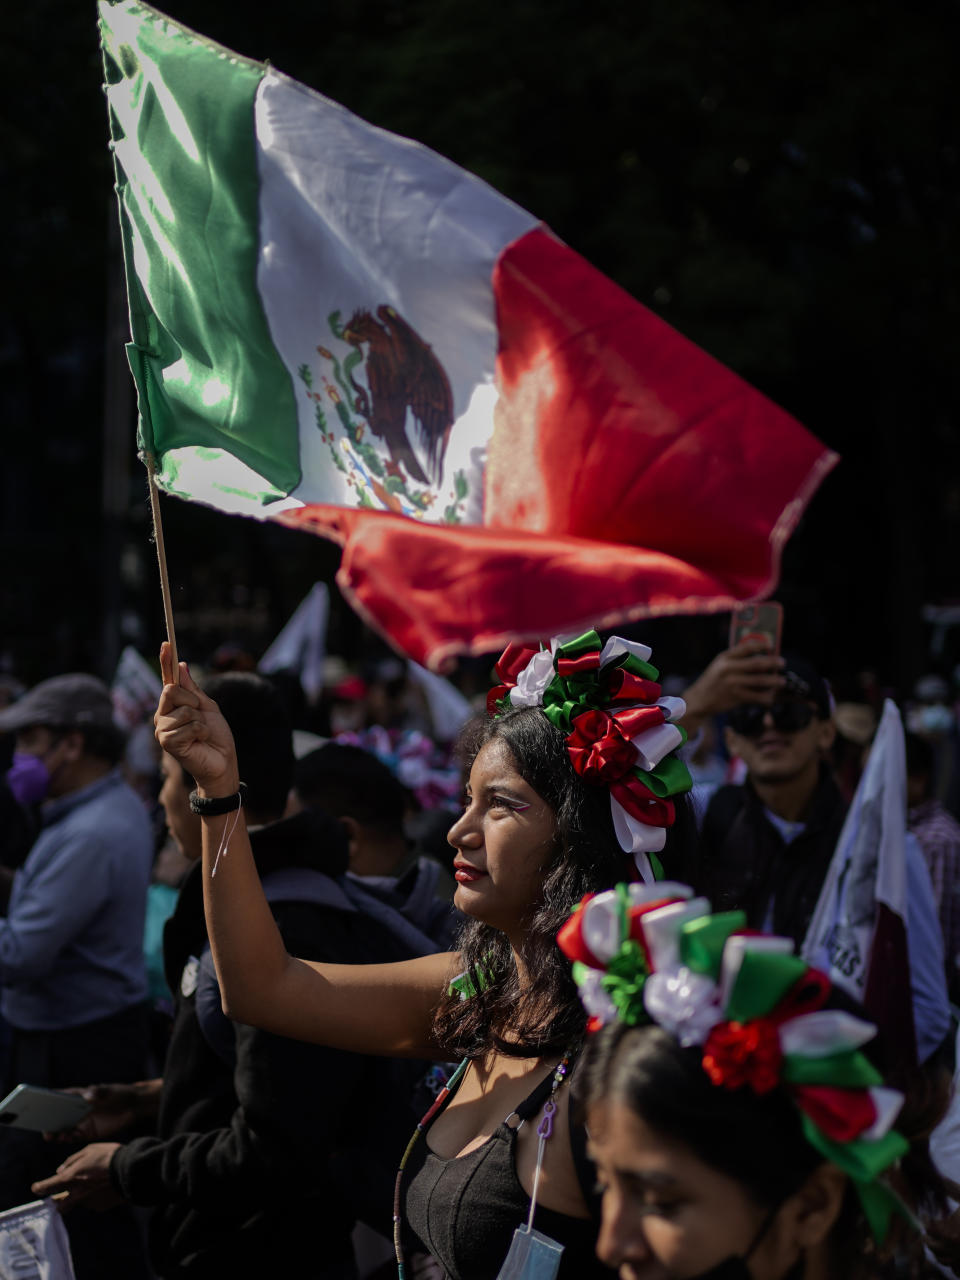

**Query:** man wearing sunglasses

left=691, top=653, right=950, bottom=1064
left=695, top=656, right=840, bottom=946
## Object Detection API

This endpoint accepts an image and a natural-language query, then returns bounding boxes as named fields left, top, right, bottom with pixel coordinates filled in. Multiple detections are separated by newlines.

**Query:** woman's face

left=446, top=738, right=558, bottom=939
left=588, top=1098, right=802, bottom=1280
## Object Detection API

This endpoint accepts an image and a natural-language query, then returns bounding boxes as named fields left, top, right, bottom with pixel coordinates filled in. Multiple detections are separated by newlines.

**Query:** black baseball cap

left=780, top=654, right=832, bottom=719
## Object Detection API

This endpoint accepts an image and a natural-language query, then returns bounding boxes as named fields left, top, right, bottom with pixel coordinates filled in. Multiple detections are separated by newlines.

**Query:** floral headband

left=489, top=630, right=692, bottom=879
left=557, top=883, right=910, bottom=1242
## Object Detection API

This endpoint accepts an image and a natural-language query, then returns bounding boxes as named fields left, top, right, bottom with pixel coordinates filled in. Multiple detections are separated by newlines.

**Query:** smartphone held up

left=728, top=602, right=783, bottom=654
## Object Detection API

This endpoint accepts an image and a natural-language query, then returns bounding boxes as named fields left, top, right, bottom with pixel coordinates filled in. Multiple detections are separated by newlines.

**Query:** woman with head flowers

left=561, top=882, right=933, bottom=1280
left=154, top=631, right=695, bottom=1279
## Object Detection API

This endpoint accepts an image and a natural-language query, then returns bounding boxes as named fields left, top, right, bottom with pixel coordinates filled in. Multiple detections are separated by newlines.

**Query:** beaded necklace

left=393, top=1057, right=468, bottom=1279
left=392, top=1051, right=574, bottom=1279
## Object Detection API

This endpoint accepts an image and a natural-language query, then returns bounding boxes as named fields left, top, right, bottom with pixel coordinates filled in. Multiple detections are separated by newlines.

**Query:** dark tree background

left=2, top=0, right=958, bottom=692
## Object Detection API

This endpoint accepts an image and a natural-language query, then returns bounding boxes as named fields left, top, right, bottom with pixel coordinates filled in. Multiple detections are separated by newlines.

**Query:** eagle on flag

left=343, top=305, right=455, bottom=486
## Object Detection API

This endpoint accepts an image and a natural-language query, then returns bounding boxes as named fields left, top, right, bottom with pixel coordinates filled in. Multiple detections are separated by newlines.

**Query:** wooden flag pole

left=146, top=455, right=180, bottom=684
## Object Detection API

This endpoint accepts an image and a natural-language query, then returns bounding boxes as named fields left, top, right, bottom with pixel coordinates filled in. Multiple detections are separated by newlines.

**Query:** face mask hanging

left=495, top=1225, right=564, bottom=1280
left=495, top=1060, right=570, bottom=1280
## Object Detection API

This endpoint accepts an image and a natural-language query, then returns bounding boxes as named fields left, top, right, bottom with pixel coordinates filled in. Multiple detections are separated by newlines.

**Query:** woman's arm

left=155, top=644, right=454, bottom=1057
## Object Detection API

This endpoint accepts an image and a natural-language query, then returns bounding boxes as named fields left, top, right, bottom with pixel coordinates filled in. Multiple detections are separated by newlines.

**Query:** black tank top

left=402, top=1063, right=614, bottom=1280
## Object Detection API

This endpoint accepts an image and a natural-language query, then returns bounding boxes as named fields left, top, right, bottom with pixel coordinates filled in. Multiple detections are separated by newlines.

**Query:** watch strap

left=188, top=783, right=247, bottom=816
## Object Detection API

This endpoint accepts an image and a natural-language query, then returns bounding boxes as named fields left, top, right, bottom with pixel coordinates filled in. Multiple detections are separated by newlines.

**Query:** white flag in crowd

left=0, top=1198, right=76, bottom=1279
left=258, top=584, right=329, bottom=703
left=406, top=661, right=473, bottom=743
left=111, top=645, right=163, bottom=731
left=801, top=699, right=913, bottom=1061
left=802, top=699, right=908, bottom=992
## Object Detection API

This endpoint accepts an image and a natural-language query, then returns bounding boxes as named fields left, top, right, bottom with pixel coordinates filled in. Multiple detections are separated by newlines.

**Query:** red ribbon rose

left=566, top=706, right=670, bottom=784
left=702, top=1018, right=783, bottom=1094
left=566, top=710, right=637, bottom=782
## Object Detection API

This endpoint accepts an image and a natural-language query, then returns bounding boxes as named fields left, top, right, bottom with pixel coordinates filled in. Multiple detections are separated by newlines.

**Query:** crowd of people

left=0, top=622, right=959, bottom=1279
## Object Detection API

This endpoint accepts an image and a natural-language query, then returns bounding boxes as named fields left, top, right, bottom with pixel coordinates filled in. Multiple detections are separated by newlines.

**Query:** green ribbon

left=447, top=957, right=496, bottom=1000
left=618, top=652, right=660, bottom=682
left=800, top=1113, right=913, bottom=1241
left=600, top=939, right=650, bottom=1026
left=641, top=754, right=693, bottom=798
left=555, top=631, right=602, bottom=658
left=800, top=1114, right=908, bottom=1181
left=540, top=679, right=594, bottom=733
left=540, top=695, right=570, bottom=733
left=782, top=1049, right=883, bottom=1089
left=679, top=912, right=747, bottom=979
left=855, top=1180, right=917, bottom=1244
left=724, top=951, right=809, bottom=1022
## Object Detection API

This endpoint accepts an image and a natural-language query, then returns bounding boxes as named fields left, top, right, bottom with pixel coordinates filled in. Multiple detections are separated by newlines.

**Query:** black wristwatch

left=188, top=783, right=247, bottom=815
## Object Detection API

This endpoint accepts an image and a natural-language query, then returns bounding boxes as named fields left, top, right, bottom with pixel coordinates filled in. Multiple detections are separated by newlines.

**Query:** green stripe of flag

left=100, top=1, right=301, bottom=500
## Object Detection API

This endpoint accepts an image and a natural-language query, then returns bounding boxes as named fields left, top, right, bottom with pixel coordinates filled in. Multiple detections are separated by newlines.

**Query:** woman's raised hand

left=154, top=642, right=240, bottom=796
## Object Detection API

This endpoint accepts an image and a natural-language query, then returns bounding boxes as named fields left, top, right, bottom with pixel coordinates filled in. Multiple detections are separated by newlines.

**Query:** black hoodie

left=695, top=766, right=847, bottom=946
left=112, top=807, right=429, bottom=1279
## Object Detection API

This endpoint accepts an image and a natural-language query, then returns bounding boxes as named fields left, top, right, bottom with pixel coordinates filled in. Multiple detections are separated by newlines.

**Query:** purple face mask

left=6, top=752, right=52, bottom=806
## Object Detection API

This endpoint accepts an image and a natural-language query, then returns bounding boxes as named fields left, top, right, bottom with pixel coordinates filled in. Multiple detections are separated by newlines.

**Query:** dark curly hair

left=431, top=707, right=697, bottom=1060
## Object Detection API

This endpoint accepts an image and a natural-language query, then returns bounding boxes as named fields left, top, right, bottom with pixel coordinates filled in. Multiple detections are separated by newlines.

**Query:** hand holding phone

left=728, top=602, right=783, bottom=654
left=680, top=608, right=786, bottom=732
left=0, top=1085, right=92, bottom=1134
left=41, top=1080, right=164, bottom=1143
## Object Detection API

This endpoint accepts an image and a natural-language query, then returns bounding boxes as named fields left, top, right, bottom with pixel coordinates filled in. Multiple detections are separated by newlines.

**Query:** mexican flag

left=802, top=700, right=917, bottom=1076
left=100, top=1, right=838, bottom=670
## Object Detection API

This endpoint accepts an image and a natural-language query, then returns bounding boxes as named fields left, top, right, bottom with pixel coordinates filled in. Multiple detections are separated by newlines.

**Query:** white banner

left=406, top=661, right=472, bottom=742
left=801, top=699, right=907, bottom=998
left=258, top=583, right=329, bottom=703
left=111, top=645, right=163, bottom=730
left=0, top=1199, right=76, bottom=1279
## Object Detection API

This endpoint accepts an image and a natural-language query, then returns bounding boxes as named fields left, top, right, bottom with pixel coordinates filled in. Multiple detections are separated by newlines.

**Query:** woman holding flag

left=154, top=630, right=695, bottom=1279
